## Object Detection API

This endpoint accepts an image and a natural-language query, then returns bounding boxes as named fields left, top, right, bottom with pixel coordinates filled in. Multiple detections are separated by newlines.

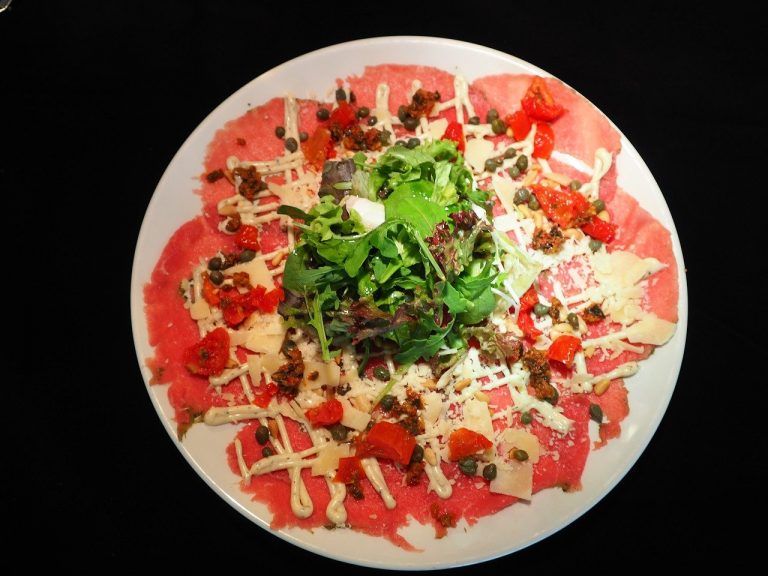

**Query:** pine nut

left=454, top=378, right=472, bottom=392
left=594, top=379, right=611, bottom=396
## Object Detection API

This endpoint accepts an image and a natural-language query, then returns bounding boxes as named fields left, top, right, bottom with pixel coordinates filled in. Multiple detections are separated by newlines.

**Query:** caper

left=255, top=425, right=270, bottom=445
left=533, top=303, right=549, bottom=317
left=239, top=249, right=256, bottom=262
left=589, top=403, right=604, bottom=423
left=397, top=105, right=408, bottom=122
left=403, top=116, right=419, bottom=131
left=335, top=87, right=347, bottom=101
left=589, top=238, right=603, bottom=252
left=406, top=137, right=420, bottom=149
left=528, top=196, right=540, bottom=211
left=379, top=394, right=395, bottom=411
left=349, top=91, right=356, bottom=103
left=521, top=411, right=533, bottom=425
left=275, top=126, right=286, bottom=138
left=515, top=154, right=528, bottom=172
left=514, top=187, right=531, bottom=204
left=458, top=457, right=477, bottom=476
left=316, top=107, right=330, bottom=121
left=299, top=131, right=308, bottom=142
left=484, top=158, right=500, bottom=173
left=507, top=165, right=520, bottom=178
left=262, top=446, right=275, bottom=458
left=486, top=108, right=499, bottom=123
left=329, top=423, right=348, bottom=441
left=567, top=312, right=580, bottom=331
left=491, top=118, right=507, bottom=135
left=482, top=463, right=498, bottom=481
left=395, top=139, right=406, bottom=147
left=209, top=270, right=224, bottom=285
left=545, top=387, right=559, bottom=405
left=207, top=256, right=223, bottom=271
left=513, top=449, right=529, bottom=462
left=367, top=115, right=378, bottom=126
left=410, top=445, right=424, bottom=464
left=374, top=366, right=390, bottom=381
left=592, top=198, right=606, bottom=212
left=356, top=106, right=370, bottom=118
left=504, top=147, right=517, bottom=159
left=468, top=116, right=480, bottom=125
left=285, top=137, right=298, bottom=152
left=569, top=180, right=582, bottom=190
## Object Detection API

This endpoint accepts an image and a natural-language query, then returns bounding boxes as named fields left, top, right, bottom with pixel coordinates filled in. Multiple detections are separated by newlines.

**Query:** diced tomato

left=517, top=286, right=542, bottom=340
left=522, top=77, right=565, bottom=122
left=183, top=327, right=229, bottom=377
left=303, top=126, right=335, bottom=170
left=329, top=101, right=357, bottom=129
left=252, top=382, right=277, bottom=408
left=357, top=421, right=416, bottom=466
left=442, top=121, right=465, bottom=152
left=335, top=456, right=364, bottom=484
left=581, top=216, right=618, bottom=243
left=305, top=398, right=344, bottom=427
left=532, top=122, right=555, bottom=159
left=504, top=110, right=532, bottom=141
left=548, top=335, right=582, bottom=367
left=448, top=427, right=493, bottom=461
left=201, top=274, right=220, bottom=306
left=531, top=184, right=592, bottom=229
left=235, top=225, right=260, bottom=251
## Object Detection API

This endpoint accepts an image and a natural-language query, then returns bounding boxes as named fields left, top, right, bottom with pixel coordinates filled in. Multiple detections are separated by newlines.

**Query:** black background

left=6, top=1, right=760, bottom=569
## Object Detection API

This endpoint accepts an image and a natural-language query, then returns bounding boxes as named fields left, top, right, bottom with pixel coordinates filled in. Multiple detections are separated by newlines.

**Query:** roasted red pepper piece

left=448, top=427, right=493, bottom=461
left=504, top=110, right=532, bottom=141
left=522, top=77, right=565, bottom=122
left=517, top=286, right=542, bottom=340
left=442, top=121, right=465, bottom=152
left=531, top=185, right=592, bottom=229
left=201, top=274, right=220, bottom=306
left=305, top=398, right=344, bottom=427
left=581, top=216, right=618, bottom=243
left=547, top=334, right=582, bottom=367
left=303, top=126, right=335, bottom=170
left=334, top=456, right=364, bottom=484
left=357, top=421, right=416, bottom=466
left=532, top=122, right=555, bottom=159
left=184, top=327, right=229, bottom=377
left=235, top=225, right=260, bottom=251
left=329, top=101, right=357, bottom=129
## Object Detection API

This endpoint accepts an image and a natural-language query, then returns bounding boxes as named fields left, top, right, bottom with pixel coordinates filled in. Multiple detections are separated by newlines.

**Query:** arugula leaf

left=384, top=188, right=447, bottom=238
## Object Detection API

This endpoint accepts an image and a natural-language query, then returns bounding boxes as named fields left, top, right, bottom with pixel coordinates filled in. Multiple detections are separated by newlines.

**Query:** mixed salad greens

left=277, top=140, right=536, bottom=374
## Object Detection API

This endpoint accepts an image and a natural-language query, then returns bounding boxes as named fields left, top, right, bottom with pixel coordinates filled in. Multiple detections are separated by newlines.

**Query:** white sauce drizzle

left=360, top=458, right=396, bottom=509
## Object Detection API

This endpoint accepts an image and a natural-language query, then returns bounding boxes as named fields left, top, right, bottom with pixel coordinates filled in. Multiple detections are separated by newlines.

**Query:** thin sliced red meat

left=590, top=380, right=630, bottom=448
left=472, top=74, right=621, bottom=165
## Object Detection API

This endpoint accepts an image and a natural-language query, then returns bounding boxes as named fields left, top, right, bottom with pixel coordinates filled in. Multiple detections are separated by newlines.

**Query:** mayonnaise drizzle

left=360, top=457, right=396, bottom=509
left=276, top=412, right=314, bottom=518
left=424, top=440, right=452, bottom=498
left=204, top=404, right=273, bottom=426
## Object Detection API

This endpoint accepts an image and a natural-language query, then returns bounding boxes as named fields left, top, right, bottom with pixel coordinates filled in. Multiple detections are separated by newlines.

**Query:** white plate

left=130, top=36, right=688, bottom=570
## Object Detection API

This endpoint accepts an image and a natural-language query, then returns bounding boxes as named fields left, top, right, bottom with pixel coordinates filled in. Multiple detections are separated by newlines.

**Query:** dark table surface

left=6, top=1, right=760, bottom=569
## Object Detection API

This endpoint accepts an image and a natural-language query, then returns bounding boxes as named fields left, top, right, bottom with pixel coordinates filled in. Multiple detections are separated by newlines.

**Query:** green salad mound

left=277, top=140, right=510, bottom=372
